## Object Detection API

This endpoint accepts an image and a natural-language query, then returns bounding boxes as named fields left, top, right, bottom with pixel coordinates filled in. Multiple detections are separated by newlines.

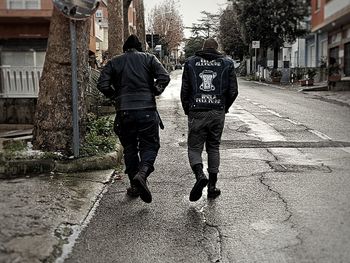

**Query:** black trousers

left=188, top=110, right=225, bottom=174
left=114, top=110, right=160, bottom=179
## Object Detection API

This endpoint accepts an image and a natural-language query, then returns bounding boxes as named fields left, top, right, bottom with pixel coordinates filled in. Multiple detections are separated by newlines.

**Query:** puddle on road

left=54, top=182, right=110, bottom=263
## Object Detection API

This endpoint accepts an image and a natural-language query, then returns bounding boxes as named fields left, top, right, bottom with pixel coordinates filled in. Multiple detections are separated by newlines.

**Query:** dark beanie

left=123, top=34, right=142, bottom=52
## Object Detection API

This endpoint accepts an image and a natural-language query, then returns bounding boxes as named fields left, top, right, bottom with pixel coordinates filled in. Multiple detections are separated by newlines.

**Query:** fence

left=0, top=66, right=43, bottom=98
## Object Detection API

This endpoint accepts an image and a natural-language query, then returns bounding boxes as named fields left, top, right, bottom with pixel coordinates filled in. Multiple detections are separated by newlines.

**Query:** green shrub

left=3, top=140, right=27, bottom=153
left=306, top=68, right=317, bottom=79
left=270, top=69, right=282, bottom=78
left=81, top=113, right=118, bottom=157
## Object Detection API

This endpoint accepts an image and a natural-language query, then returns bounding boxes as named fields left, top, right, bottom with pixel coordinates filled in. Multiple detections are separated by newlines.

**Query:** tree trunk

left=136, top=0, right=146, bottom=49
left=108, top=0, right=124, bottom=57
left=123, top=0, right=133, bottom=41
left=32, top=8, right=90, bottom=155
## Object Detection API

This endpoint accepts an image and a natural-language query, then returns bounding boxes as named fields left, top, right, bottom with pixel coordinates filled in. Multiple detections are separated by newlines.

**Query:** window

left=294, top=51, right=299, bottom=67
left=330, top=33, right=341, bottom=44
left=1, top=51, right=45, bottom=67
left=308, top=44, right=316, bottom=67
left=344, top=42, right=350, bottom=76
left=320, top=40, right=327, bottom=58
left=95, top=10, right=102, bottom=18
left=316, top=0, right=321, bottom=11
left=329, top=46, right=339, bottom=63
left=7, top=0, right=40, bottom=9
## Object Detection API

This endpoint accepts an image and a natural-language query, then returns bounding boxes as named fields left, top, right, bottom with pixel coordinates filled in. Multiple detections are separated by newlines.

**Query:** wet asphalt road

left=65, top=71, right=350, bottom=263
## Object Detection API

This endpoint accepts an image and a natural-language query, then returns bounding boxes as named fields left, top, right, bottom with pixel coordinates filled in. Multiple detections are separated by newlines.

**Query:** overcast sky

left=144, top=0, right=228, bottom=37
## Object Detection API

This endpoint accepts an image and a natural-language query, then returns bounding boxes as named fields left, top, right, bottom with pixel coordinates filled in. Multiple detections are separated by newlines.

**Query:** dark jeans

left=114, top=110, right=160, bottom=179
left=188, top=110, right=225, bottom=174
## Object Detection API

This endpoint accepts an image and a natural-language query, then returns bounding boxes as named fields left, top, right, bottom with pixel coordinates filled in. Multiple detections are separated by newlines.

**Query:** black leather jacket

left=97, top=49, right=170, bottom=111
left=181, top=48, right=238, bottom=115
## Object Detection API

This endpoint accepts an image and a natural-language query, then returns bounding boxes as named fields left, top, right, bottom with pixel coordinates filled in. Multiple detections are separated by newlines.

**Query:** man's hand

left=153, top=84, right=165, bottom=96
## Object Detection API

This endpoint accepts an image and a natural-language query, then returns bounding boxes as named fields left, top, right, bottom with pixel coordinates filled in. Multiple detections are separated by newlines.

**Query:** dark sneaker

left=208, top=188, right=221, bottom=199
left=189, top=177, right=209, bottom=202
left=126, top=184, right=140, bottom=197
left=133, top=174, right=152, bottom=203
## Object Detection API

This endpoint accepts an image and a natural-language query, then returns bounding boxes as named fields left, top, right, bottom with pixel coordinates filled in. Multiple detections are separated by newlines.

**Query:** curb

left=301, top=85, right=328, bottom=92
left=0, top=144, right=123, bottom=179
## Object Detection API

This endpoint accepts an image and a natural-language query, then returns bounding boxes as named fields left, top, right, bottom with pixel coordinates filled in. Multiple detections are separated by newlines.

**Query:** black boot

left=208, top=173, right=221, bottom=199
left=189, top=164, right=209, bottom=202
left=126, top=183, right=140, bottom=197
left=133, top=166, right=152, bottom=203
left=126, top=173, right=140, bottom=197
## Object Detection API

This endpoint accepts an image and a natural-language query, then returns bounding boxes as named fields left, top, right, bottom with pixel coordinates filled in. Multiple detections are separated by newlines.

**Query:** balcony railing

left=0, top=66, right=42, bottom=98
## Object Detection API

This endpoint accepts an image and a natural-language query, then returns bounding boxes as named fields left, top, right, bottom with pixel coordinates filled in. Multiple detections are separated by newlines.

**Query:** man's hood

left=195, top=48, right=224, bottom=61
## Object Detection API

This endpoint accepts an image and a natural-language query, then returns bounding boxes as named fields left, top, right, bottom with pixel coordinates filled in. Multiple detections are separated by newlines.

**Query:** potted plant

left=305, top=68, right=316, bottom=86
left=299, top=68, right=316, bottom=86
left=270, top=69, right=282, bottom=83
left=328, top=60, right=341, bottom=82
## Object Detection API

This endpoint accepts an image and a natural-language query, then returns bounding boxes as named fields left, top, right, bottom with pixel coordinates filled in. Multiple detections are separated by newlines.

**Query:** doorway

left=344, top=42, right=350, bottom=76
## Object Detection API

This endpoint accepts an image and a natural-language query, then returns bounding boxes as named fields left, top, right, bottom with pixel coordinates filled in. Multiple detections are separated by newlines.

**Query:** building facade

left=0, top=0, right=100, bottom=99
left=311, top=0, right=350, bottom=76
left=0, top=0, right=145, bottom=124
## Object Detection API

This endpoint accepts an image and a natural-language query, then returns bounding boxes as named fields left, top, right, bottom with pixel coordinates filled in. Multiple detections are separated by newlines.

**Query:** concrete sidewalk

left=0, top=170, right=118, bottom=263
left=0, top=130, right=123, bottom=262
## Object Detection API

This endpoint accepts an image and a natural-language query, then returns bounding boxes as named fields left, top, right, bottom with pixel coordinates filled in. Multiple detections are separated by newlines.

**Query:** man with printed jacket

left=181, top=38, right=238, bottom=202
left=98, top=35, right=170, bottom=203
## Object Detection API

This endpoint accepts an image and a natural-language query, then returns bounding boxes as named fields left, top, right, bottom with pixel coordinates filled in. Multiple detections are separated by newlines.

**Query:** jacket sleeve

left=225, top=63, right=239, bottom=113
left=151, top=56, right=170, bottom=96
left=180, top=61, right=190, bottom=115
left=97, top=60, right=117, bottom=100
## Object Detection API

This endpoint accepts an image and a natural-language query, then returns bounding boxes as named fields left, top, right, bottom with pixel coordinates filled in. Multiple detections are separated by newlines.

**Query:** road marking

left=266, top=109, right=283, bottom=118
left=241, top=99, right=333, bottom=142
left=286, top=119, right=302, bottom=125
left=229, top=109, right=286, bottom=142
left=229, top=108, right=322, bottom=166
left=341, top=147, right=350, bottom=154
left=309, top=129, right=332, bottom=140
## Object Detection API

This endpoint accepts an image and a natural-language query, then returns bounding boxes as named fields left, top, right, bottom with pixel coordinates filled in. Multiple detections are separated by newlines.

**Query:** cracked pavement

left=64, top=73, right=350, bottom=262
left=2, top=72, right=350, bottom=262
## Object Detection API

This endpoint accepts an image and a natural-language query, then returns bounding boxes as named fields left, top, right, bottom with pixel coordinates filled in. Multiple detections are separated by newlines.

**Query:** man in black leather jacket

left=98, top=35, right=170, bottom=203
left=181, top=38, right=238, bottom=202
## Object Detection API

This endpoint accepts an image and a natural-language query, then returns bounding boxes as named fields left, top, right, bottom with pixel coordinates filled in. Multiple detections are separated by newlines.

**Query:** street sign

left=53, top=0, right=100, bottom=20
left=154, top=45, right=162, bottom=52
left=146, top=34, right=160, bottom=49
left=252, top=41, right=260, bottom=49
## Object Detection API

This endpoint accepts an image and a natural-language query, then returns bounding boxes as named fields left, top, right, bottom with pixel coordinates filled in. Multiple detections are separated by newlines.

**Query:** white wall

left=290, top=38, right=306, bottom=68
left=325, top=0, right=350, bottom=19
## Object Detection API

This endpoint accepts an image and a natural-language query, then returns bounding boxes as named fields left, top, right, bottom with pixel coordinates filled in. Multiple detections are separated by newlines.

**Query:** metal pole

left=297, top=37, right=299, bottom=68
left=70, top=20, right=79, bottom=158
left=151, top=31, right=154, bottom=52
left=255, top=48, right=257, bottom=73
